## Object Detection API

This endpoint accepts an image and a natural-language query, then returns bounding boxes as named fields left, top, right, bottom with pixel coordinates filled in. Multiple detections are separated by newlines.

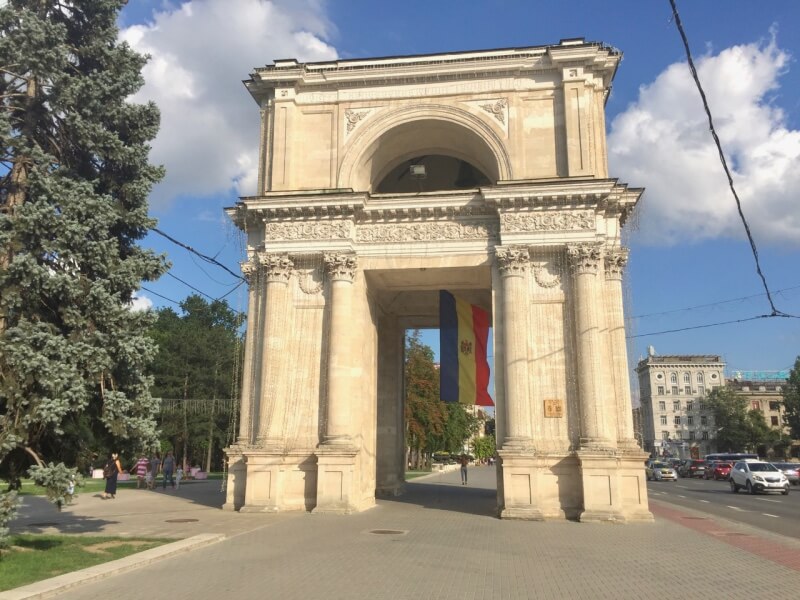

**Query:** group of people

left=102, top=450, right=183, bottom=499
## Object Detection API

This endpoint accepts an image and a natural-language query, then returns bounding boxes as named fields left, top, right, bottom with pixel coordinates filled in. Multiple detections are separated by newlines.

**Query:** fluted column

left=256, top=253, right=293, bottom=446
left=496, top=246, right=533, bottom=447
left=237, top=259, right=261, bottom=444
left=605, top=249, right=636, bottom=447
left=321, top=252, right=358, bottom=446
left=568, top=243, right=613, bottom=448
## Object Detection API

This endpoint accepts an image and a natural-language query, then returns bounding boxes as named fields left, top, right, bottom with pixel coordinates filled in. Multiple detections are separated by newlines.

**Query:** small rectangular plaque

left=544, top=399, right=564, bottom=418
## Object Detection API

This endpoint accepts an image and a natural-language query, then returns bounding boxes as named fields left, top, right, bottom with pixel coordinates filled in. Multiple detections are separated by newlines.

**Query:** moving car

left=730, top=460, right=790, bottom=495
left=645, top=461, right=678, bottom=482
left=704, top=461, right=732, bottom=481
left=771, top=463, right=800, bottom=486
left=679, top=460, right=707, bottom=478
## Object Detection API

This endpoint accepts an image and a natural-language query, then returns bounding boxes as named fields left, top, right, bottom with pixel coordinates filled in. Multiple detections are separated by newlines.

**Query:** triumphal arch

left=224, top=39, right=652, bottom=522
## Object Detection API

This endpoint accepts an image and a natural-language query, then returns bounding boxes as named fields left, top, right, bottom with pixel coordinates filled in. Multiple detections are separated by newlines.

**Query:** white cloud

left=121, top=0, right=338, bottom=205
left=608, top=36, right=800, bottom=246
left=129, top=292, right=154, bottom=312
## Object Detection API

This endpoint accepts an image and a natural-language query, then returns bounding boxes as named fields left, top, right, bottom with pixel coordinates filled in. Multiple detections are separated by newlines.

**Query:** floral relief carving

left=495, top=246, right=529, bottom=277
left=479, top=98, right=507, bottom=124
left=532, top=261, right=562, bottom=288
left=345, top=109, right=369, bottom=133
left=356, top=221, right=499, bottom=243
left=257, top=253, right=294, bottom=284
left=240, top=260, right=258, bottom=284
left=500, top=211, right=595, bottom=233
left=566, top=243, right=603, bottom=276
left=323, top=252, right=358, bottom=282
left=265, top=221, right=352, bottom=241
left=298, top=265, right=324, bottom=295
left=604, top=248, right=629, bottom=281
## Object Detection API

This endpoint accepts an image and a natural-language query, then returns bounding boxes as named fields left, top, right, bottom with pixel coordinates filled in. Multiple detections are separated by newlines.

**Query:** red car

left=705, top=461, right=733, bottom=480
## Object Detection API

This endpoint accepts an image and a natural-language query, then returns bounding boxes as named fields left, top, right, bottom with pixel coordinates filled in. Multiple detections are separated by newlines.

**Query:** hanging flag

left=439, top=290, right=493, bottom=406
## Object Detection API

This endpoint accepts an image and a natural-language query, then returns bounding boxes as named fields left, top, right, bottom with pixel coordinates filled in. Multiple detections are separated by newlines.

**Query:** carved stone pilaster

left=604, top=248, right=629, bottom=281
left=567, top=243, right=603, bottom=276
left=258, top=253, right=293, bottom=284
left=495, top=246, right=529, bottom=277
left=323, top=252, right=358, bottom=282
left=240, top=260, right=258, bottom=284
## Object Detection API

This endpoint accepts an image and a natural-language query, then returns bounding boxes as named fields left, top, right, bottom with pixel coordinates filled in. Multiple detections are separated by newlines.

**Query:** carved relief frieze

left=495, top=246, right=530, bottom=277
left=604, top=248, right=629, bottom=281
left=265, top=220, right=353, bottom=242
left=323, top=252, right=358, bottom=282
left=566, top=243, right=603, bottom=276
left=257, top=252, right=294, bottom=284
left=500, top=210, right=595, bottom=233
left=355, top=220, right=499, bottom=243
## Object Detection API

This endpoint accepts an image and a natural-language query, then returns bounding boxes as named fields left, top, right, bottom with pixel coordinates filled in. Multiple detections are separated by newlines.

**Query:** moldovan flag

left=439, top=290, right=493, bottom=406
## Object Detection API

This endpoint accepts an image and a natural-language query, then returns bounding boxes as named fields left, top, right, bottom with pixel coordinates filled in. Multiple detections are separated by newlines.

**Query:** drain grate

left=164, top=518, right=199, bottom=523
left=369, top=529, right=407, bottom=535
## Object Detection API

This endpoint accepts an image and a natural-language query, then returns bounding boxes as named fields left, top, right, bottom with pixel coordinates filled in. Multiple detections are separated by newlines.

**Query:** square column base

left=239, top=450, right=317, bottom=513
left=222, top=446, right=247, bottom=511
left=312, top=446, right=361, bottom=515
left=577, top=449, right=653, bottom=523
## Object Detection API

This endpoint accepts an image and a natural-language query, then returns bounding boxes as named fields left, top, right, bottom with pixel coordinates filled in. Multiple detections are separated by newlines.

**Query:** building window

left=701, top=415, right=708, bottom=426
left=697, top=372, right=704, bottom=383
left=657, top=385, right=665, bottom=395
left=672, top=386, right=679, bottom=395
left=698, top=385, right=705, bottom=396
left=658, top=401, right=666, bottom=411
left=699, top=401, right=706, bottom=411
left=687, top=416, right=694, bottom=425
left=660, top=415, right=667, bottom=425
left=674, top=416, right=681, bottom=425
left=670, top=373, right=677, bottom=384
left=689, top=431, right=696, bottom=440
left=771, top=416, right=779, bottom=426
left=683, top=372, right=691, bottom=383
left=673, top=401, right=680, bottom=411
left=662, top=431, right=669, bottom=440
left=769, top=401, right=780, bottom=411
left=702, top=431, right=709, bottom=440
left=684, top=385, right=691, bottom=395
left=687, top=400, right=694, bottom=411
left=752, top=400, right=761, bottom=411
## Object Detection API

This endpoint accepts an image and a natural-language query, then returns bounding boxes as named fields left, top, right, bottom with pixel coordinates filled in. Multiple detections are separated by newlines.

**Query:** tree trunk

left=205, top=398, right=215, bottom=472
left=182, top=373, right=189, bottom=469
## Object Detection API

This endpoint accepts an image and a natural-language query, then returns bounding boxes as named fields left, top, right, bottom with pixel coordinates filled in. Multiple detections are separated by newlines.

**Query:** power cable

left=668, top=0, right=787, bottom=318
left=140, top=285, right=181, bottom=306
left=627, top=312, right=797, bottom=339
left=165, top=271, right=215, bottom=301
left=153, top=227, right=245, bottom=283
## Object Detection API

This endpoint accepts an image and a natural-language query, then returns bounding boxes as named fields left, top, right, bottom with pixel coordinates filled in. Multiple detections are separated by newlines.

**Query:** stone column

left=567, top=243, right=613, bottom=448
left=237, top=259, right=260, bottom=444
left=496, top=246, right=533, bottom=447
left=256, top=252, right=294, bottom=447
left=605, top=249, right=636, bottom=447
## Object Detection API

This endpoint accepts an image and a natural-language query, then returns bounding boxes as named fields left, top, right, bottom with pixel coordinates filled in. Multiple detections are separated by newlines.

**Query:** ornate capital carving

left=567, top=243, right=603, bottom=276
left=323, top=252, right=358, bottom=282
left=257, top=253, right=294, bottom=284
left=240, top=260, right=258, bottom=284
left=604, top=248, right=629, bottom=280
left=495, top=246, right=529, bottom=277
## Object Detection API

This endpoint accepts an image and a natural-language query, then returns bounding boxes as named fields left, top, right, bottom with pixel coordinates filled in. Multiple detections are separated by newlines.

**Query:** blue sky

left=119, top=0, right=800, bottom=378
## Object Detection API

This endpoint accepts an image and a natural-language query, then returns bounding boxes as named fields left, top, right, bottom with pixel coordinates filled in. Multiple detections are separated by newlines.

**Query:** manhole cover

left=368, top=529, right=407, bottom=535
left=711, top=531, right=750, bottom=537
left=164, top=518, right=199, bottom=523
left=681, top=517, right=709, bottom=520
left=29, top=522, right=58, bottom=527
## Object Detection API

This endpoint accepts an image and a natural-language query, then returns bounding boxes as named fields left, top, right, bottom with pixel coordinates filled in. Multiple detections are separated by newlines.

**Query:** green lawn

left=14, top=473, right=224, bottom=497
left=405, top=470, right=431, bottom=480
left=0, top=534, right=171, bottom=591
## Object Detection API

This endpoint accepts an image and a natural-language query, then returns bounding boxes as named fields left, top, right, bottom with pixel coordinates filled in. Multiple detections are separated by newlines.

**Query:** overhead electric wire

left=140, top=285, right=181, bottom=306
left=152, top=227, right=245, bottom=282
left=626, top=313, right=793, bottom=339
left=165, top=271, right=216, bottom=301
left=668, top=0, right=786, bottom=318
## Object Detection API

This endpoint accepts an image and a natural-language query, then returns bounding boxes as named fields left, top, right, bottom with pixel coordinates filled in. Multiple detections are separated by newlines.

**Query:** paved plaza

left=6, top=466, right=800, bottom=599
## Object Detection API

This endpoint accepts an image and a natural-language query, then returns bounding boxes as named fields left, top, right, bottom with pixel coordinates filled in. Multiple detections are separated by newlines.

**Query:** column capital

left=604, top=248, right=629, bottom=280
left=567, top=242, right=603, bottom=276
left=257, top=252, right=293, bottom=284
left=240, top=260, right=258, bottom=284
left=323, top=252, right=358, bottom=282
left=495, top=245, right=529, bottom=277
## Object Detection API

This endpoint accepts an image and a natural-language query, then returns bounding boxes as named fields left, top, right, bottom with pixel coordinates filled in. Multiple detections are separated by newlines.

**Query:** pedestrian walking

left=460, top=455, right=469, bottom=485
left=133, top=454, right=150, bottom=489
left=175, top=465, right=183, bottom=490
left=162, top=450, right=175, bottom=490
left=101, top=452, right=122, bottom=499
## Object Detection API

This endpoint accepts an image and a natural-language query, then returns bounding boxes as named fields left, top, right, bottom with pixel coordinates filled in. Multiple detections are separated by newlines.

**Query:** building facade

left=636, top=352, right=726, bottom=458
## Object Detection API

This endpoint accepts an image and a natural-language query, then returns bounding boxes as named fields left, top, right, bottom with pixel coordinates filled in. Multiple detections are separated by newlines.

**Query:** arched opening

left=376, top=155, right=491, bottom=193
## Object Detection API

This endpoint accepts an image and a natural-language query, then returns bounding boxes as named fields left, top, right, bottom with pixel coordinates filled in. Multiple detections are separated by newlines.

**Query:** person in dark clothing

left=102, top=452, right=122, bottom=499
left=460, top=455, right=469, bottom=485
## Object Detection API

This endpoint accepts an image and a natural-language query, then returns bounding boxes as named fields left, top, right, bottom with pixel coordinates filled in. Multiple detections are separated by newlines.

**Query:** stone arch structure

left=225, top=40, right=652, bottom=522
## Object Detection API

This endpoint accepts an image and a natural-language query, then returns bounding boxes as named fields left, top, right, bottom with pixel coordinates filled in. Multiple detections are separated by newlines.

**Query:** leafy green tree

left=404, top=330, right=444, bottom=469
left=149, top=296, right=243, bottom=471
left=472, top=434, right=496, bottom=462
left=0, top=0, right=166, bottom=524
left=705, top=387, right=753, bottom=452
left=430, top=403, right=480, bottom=455
left=782, top=356, right=800, bottom=440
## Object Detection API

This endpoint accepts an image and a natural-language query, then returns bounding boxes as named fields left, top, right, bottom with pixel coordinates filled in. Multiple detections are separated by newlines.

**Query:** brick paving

left=11, top=467, right=800, bottom=599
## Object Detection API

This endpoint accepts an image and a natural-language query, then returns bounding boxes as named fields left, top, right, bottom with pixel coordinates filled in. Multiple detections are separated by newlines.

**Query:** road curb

left=0, top=533, right=225, bottom=600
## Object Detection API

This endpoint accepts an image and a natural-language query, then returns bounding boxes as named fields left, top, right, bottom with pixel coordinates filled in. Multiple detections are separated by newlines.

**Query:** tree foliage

left=782, top=356, right=800, bottom=440
left=0, top=0, right=167, bottom=468
left=706, top=387, right=779, bottom=454
left=149, top=295, right=243, bottom=471
left=472, top=434, right=496, bottom=461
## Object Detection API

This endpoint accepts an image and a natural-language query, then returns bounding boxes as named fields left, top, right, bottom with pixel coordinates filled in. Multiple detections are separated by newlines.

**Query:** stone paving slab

left=36, top=466, right=800, bottom=600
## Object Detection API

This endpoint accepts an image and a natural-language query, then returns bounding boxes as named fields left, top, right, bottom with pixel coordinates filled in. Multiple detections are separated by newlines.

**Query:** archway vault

left=338, top=104, right=512, bottom=192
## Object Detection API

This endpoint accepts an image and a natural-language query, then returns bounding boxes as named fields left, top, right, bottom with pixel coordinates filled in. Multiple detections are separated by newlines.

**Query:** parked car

left=730, top=460, right=789, bottom=495
left=679, top=460, right=707, bottom=478
left=704, top=461, right=732, bottom=481
left=771, top=463, right=800, bottom=486
left=645, top=461, right=678, bottom=482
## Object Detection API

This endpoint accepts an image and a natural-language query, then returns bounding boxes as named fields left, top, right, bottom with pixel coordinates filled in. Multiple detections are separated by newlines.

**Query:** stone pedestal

left=577, top=449, right=653, bottom=523
left=222, top=446, right=247, bottom=511
left=616, top=449, right=654, bottom=522
left=239, top=450, right=317, bottom=513
left=497, top=450, right=545, bottom=520
left=312, top=447, right=360, bottom=514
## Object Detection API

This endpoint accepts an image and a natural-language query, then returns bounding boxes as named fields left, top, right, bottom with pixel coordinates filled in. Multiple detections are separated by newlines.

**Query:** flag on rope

left=439, top=290, right=493, bottom=406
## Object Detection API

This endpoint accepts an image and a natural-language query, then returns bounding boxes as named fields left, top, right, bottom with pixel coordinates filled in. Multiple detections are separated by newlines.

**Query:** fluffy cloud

left=120, top=0, right=338, bottom=205
left=608, top=37, right=800, bottom=246
left=129, top=292, right=154, bottom=312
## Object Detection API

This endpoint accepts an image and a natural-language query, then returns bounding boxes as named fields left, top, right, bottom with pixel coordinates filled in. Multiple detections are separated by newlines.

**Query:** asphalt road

left=647, top=475, right=800, bottom=539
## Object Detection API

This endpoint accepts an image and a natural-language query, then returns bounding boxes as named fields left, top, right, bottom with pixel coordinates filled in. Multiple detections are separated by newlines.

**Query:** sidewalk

left=8, top=466, right=800, bottom=599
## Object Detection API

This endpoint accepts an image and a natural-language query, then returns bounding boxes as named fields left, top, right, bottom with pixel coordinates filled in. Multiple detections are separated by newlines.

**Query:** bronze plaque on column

left=544, top=399, right=564, bottom=418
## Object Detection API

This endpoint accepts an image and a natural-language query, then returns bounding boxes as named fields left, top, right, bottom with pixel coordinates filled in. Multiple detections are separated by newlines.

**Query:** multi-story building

left=636, top=350, right=726, bottom=457
left=729, top=370, right=790, bottom=438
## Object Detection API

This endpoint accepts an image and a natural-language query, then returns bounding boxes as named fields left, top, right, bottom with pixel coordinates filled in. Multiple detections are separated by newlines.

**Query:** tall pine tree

left=0, top=0, right=166, bottom=469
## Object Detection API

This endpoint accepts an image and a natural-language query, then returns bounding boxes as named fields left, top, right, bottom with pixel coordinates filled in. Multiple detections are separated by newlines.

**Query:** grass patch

left=14, top=473, right=224, bottom=496
left=0, top=534, right=171, bottom=591
left=405, top=470, right=431, bottom=480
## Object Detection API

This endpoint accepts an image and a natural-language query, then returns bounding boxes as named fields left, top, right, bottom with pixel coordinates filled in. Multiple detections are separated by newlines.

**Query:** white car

left=730, top=460, right=789, bottom=495
left=645, top=461, right=678, bottom=482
